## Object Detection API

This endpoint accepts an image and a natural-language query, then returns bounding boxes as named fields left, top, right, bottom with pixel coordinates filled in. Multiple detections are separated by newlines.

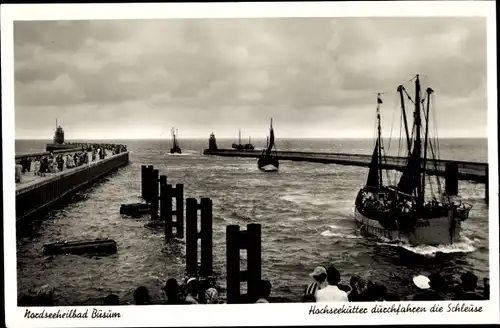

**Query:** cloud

left=13, top=17, right=487, bottom=139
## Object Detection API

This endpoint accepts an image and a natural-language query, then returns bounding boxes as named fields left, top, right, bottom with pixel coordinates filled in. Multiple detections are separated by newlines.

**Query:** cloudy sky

left=14, top=17, right=487, bottom=140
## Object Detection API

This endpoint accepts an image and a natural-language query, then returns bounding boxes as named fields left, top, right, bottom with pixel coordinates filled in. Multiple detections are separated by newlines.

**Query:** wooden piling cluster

left=138, top=165, right=264, bottom=302
left=140, top=165, right=215, bottom=278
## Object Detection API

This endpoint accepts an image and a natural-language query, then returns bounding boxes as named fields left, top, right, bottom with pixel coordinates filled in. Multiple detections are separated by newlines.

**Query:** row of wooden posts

left=140, top=165, right=262, bottom=303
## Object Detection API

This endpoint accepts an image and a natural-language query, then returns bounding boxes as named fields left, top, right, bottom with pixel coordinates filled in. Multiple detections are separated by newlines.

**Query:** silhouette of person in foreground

left=163, top=278, right=184, bottom=305
left=133, top=286, right=150, bottom=305
left=453, top=272, right=483, bottom=300
left=103, top=294, right=120, bottom=305
left=185, top=278, right=199, bottom=304
left=256, top=280, right=272, bottom=303
left=413, top=273, right=446, bottom=301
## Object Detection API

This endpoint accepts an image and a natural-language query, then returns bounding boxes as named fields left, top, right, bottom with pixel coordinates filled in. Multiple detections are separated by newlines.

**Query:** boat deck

left=16, top=150, right=112, bottom=192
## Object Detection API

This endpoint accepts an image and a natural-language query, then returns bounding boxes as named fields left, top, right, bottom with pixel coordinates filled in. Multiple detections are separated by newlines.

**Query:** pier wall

left=16, top=152, right=130, bottom=223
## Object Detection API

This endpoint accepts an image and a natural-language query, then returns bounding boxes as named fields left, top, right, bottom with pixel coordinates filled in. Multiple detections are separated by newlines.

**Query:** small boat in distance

left=354, top=75, right=472, bottom=246
left=170, top=127, right=182, bottom=154
left=232, top=129, right=244, bottom=150
left=243, top=136, right=255, bottom=150
left=257, top=118, right=279, bottom=172
left=45, top=119, right=77, bottom=152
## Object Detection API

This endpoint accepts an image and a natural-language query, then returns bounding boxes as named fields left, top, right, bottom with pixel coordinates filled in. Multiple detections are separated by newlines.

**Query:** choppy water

left=15, top=138, right=490, bottom=305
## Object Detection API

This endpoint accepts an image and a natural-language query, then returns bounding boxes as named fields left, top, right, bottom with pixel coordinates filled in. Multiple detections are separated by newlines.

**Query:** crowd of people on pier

left=18, top=264, right=489, bottom=306
left=15, top=144, right=127, bottom=183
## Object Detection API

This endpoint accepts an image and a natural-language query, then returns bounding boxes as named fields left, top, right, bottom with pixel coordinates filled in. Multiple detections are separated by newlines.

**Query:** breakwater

left=202, top=149, right=488, bottom=182
left=16, top=151, right=130, bottom=222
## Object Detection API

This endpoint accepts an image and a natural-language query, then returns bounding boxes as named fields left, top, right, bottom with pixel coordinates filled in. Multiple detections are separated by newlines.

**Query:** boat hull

left=353, top=207, right=462, bottom=246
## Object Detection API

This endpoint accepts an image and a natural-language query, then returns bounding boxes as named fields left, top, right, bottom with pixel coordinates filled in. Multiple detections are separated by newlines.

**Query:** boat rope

left=386, top=93, right=399, bottom=185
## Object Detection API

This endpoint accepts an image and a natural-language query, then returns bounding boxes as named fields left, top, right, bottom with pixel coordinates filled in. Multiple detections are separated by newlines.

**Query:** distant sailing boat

left=354, top=75, right=472, bottom=246
left=170, top=127, right=182, bottom=154
left=257, top=118, right=279, bottom=172
left=244, top=136, right=255, bottom=150
left=232, top=129, right=244, bottom=150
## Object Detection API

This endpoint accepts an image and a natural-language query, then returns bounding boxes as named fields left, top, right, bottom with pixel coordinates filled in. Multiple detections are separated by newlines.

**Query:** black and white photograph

left=2, top=2, right=498, bottom=327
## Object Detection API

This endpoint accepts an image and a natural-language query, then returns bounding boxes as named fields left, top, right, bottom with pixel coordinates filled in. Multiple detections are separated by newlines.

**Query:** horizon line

left=14, top=136, right=489, bottom=141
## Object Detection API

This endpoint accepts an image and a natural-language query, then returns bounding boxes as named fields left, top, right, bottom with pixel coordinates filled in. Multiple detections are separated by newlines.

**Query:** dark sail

left=366, top=139, right=380, bottom=188
left=266, top=125, right=275, bottom=154
left=258, top=118, right=279, bottom=172
left=397, top=147, right=421, bottom=196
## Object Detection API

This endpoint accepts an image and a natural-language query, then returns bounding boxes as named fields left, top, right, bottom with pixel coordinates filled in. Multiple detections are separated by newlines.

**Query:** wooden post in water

left=184, top=197, right=213, bottom=276
left=485, top=166, right=489, bottom=204
left=185, top=198, right=198, bottom=274
left=247, top=223, right=262, bottom=302
left=162, top=183, right=184, bottom=241
left=200, top=198, right=213, bottom=277
left=141, top=165, right=147, bottom=199
left=226, top=223, right=262, bottom=304
left=445, top=162, right=459, bottom=196
left=226, top=225, right=240, bottom=304
left=145, top=165, right=154, bottom=203
left=174, top=184, right=184, bottom=238
left=150, top=169, right=159, bottom=219
left=164, top=184, right=174, bottom=240
left=159, top=175, right=168, bottom=226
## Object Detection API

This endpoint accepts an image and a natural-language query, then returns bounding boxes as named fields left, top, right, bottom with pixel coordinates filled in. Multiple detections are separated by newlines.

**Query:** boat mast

left=414, top=75, right=422, bottom=205
left=376, top=93, right=383, bottom=187
left=421, top=87, right=434, bottom=201
left=397, top=85, right=412, bottom=157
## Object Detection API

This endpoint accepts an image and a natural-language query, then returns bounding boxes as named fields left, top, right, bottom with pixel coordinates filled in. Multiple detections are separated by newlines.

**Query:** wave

left=280, top=194, right=334, bottom=207
left=165, top=151, right=196, bottom=156
left=376, top=236, right=477, bottom=257
left=320, top=230, right=361, bottom=239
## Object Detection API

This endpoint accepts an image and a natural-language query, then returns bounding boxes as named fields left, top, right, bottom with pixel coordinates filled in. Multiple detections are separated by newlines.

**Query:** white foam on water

left=280, top=193, right=333, bottom=206
left=377, top=236, right=477, bottom=257
left=166, top=152, right=191, bottom=156
left=320, top=230, right=361, bottom=239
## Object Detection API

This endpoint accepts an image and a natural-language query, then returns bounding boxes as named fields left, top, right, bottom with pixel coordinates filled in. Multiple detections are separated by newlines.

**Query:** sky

left=13, top=17, right=488, bottom=140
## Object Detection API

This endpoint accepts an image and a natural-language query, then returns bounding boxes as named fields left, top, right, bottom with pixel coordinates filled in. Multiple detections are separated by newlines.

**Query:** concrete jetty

left=16, top=149, right=129, bottom=223
left=203, top=149, right=488, bottom=182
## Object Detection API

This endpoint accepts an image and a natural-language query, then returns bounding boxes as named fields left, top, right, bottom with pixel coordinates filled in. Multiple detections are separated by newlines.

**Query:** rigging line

left=386, top=92, right=398, bottom=184
left=423, top=98, right=443, bottom=198
left=402, top=88, right=416, bottom=106
left=396, top=104, right=403, bottom=184
left=408, top=74, right=418, bottom=83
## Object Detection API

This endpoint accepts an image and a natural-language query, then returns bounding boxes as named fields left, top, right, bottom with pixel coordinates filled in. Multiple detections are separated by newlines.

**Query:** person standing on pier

left=303, top=266, right=328, bottom=301
left=315, top=266, right=349, bottom=302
